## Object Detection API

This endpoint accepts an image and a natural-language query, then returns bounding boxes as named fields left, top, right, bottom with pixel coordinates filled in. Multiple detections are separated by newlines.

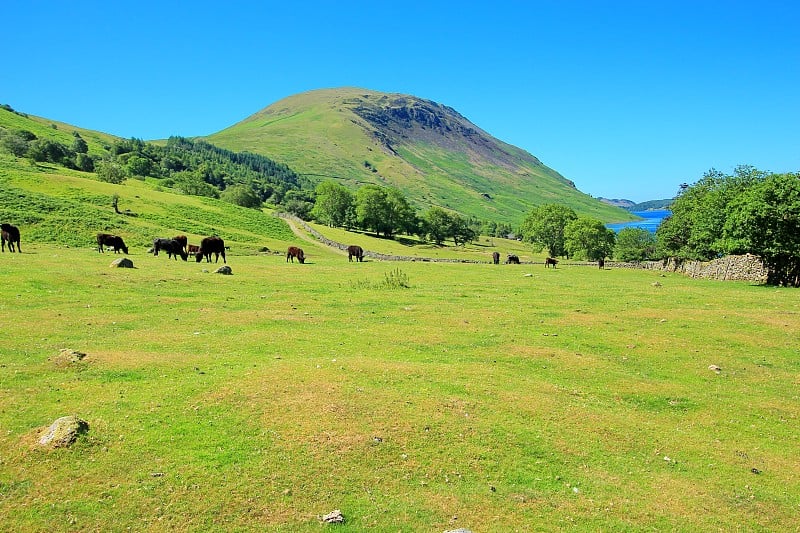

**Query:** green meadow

left=1, top=151, right=799, bottom=531
left=1, top=241, right=798, bottom=531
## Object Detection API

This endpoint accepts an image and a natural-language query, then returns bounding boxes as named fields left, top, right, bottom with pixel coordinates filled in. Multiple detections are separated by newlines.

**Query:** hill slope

left=206, top=88, right=633, bottom=224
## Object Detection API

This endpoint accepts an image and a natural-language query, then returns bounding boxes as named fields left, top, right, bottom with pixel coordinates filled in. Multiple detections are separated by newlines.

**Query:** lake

left=606, top=209, right=671, bottom=233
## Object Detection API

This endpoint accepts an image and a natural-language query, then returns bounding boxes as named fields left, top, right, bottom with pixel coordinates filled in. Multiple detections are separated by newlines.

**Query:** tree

left=519, top=204, right=578, bottom=257
left=723, top=172, right=800, bottom=286
left=657, top=167, right=764, bottom=260
left=171, top=170, right=219, bottom=197
left=125, top=154, right=154, bottom=178
left=355, top=185, right=391, bottom=236
left=0, top=128, right=35, bottom=157
left=283, top=189, right=315, bottom=219
left=422, top=207, right=452, bottom=245
left=71, top=132, right=88, bottom=154
left=564, top=216, right=616, bottom=260
left=384, top=187, right=417, bottom=237
left=220, top=184, right=263, bottom=208
left=28, top=139, right=71, bottom=165
left=614, top=227, right=657, bottom=261
left=75, top=153, right=94, bottom=172
left=311, top=180, right=354, bottom=227
left=95, top=160, right=126, bottom=184
left=449, top=212, right=476, bottom=246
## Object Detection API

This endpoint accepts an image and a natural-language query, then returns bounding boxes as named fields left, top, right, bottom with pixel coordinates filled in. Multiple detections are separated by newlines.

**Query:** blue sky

left=3, top=1, right=798, bottom=202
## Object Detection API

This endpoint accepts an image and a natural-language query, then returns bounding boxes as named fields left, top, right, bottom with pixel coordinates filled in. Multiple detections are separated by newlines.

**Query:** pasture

left=1, top=244, right=798, bottom=531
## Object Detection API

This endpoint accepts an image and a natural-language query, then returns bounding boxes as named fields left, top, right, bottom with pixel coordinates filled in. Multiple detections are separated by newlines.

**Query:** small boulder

left=38, top=415, right=89, bottom=448
left=215, top=265, right=232, bottom=275
left=321, top=510, right=344, bottom=524
left=110, top=258, right=134, bottom=268
left=709, top=364, right=722, bottom=373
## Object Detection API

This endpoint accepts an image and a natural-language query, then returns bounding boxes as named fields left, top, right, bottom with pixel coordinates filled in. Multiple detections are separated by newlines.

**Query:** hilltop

left=206, top=88, right=633, bottom=224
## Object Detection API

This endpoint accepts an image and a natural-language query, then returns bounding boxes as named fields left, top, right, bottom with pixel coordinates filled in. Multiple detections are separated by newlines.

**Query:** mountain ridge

left=206, top=87, right=633, bottom=224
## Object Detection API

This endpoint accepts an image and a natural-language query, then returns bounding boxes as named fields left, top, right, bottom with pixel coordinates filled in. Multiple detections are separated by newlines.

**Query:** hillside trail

left=279, top=213, right=348, bottom=257
left=276, top=213, right=484, bottom=264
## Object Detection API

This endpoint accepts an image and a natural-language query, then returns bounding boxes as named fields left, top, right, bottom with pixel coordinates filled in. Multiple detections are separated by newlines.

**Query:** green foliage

left=310, top=180, right=354, bottom=227
left=564, top=216, right=615, bottom=260
left=519, top=203, right=578, bottom=257
left=282, top=188, right=315, bottom=218
left=170, top=170, right=219, bottom=198
left=27, top=138, right=72, bottom=166
left=75, top=152, right=94, bottom=172
left=722, top=172, right=800, bottom=286
left=0, top=128, right=35, bottom=156
left=614, top=227, right=657, bottom=261
left=422, top=206, right=475, bottom=246
left=422, top=206, right=452, bottom=245
left=95, top=160, right=126, bottom=184
left=220, top=184, right=263, bottom=209
left=71, top=132, right=89, bottom=154
left=656, top=166, right=800, bottom=286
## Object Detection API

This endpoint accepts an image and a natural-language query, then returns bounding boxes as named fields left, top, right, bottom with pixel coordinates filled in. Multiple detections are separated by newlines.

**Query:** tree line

left=518, top=165, right=799, bottom=287
left=2, top=120, right=797, bottom=285
left=0, top=125, right=304, bottom=205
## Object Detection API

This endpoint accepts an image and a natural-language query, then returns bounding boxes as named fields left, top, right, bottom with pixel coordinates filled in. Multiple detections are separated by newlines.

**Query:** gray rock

left=321, top=509, right=344, bottom=523
left=110, top=258, right=134, bottom=268
left=38, top=416, right=89, bottom=448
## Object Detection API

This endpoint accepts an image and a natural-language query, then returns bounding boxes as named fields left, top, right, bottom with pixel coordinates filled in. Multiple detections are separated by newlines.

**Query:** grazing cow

left=347, top=245, right=364, bottom=262
left=172, top=235, right=188, bottom=254
left=286, top=246, right=305, bottom=264
left=195, top=236, right=226, bottom=263
left=97, top=233, right=129, bottom=254
left=598, top=258, right=605, bottom=269
left=545, top=257, right=559, bottom=268
left=505, top=254, right=520, bottom=264
left=1, top=223, right=21, bottom=253
left=492, top=251, right=500, bottom=264
left=187, top=244, right=200, bottom=255
left=153, top=238, right=188, bottom=261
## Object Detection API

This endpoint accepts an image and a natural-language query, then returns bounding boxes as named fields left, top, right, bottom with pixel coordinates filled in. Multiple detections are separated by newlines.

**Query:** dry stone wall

left=607, top=254, right=767, bottom=282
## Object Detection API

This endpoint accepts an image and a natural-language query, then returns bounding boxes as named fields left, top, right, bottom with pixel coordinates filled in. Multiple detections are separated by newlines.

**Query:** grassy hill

left=206, top=88, right=634, bottom=225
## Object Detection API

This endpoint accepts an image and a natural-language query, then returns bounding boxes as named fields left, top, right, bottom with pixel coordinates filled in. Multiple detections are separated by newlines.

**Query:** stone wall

left=607, top=254, right=768, bottom=282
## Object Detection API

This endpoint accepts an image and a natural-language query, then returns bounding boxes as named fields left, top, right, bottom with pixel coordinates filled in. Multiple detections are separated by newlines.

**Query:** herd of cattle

left=4, top=223, right=578, bottom=267
left=97, top=233, right=228, bottom=263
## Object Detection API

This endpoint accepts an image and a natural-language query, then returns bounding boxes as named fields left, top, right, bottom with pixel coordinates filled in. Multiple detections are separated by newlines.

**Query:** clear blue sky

left=3, top=1, right=798, bottom=202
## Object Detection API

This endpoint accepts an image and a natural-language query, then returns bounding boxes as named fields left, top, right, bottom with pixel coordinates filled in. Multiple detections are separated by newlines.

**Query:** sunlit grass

left=1, top=245, right=798, bottom=531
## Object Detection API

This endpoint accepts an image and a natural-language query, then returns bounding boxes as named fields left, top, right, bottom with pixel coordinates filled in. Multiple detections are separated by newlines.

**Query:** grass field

left=1, top=243, right=798, bottom=531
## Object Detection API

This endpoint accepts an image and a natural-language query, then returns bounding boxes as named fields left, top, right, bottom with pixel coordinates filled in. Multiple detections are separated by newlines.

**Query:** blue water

left=606, top=209, right=671, bottom=233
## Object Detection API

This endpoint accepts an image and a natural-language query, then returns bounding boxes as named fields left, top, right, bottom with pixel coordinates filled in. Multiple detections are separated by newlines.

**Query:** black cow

left=598, top=258, right=605, bottom=269
left=195, top=236, right=226, bottom=263
left=173, top=235, right=188, bottom=254
left=1, top=223, right=21, bottom=253
left=153, top=238, right=188, bottom=260
left=97, top=233, right=128, bottom=254
left=286, top=246, right=305, bottom=264
left=545, top=257, right=559, bottom=268
left=492, top=251, right=500, bottom=264
left=505, top=254, right=520, bottom=264
left=347, top=245, right=364, bottom=262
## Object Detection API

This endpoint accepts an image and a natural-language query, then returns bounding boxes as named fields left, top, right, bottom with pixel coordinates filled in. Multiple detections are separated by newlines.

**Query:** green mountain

left=206, top=87, right=633, bottom=224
